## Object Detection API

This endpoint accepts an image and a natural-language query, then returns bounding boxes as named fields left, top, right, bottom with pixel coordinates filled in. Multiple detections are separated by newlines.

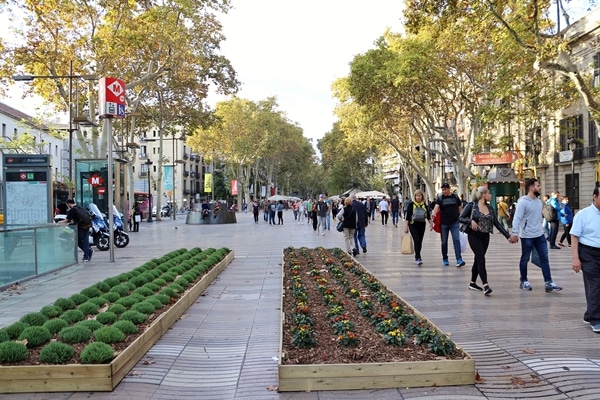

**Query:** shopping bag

left=531, top=247, right=542, bottom=268
left=432, top=212, right=441, bottom=233
left=134, top=215, right=141, bottom=223
left=459, top=232, right=468, bottom=253
left=401, top=235, right=414, bottom=255
left=336, top=220, right=344, bottom=232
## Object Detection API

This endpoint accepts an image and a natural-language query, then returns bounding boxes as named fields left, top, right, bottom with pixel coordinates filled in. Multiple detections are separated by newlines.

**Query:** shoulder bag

left=459, top=203, right=475, bottom=233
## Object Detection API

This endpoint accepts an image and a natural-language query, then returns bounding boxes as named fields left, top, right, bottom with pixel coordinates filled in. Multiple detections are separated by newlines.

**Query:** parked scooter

left=111, top=205, right=130, bottom=248
left=89, top=203, right=110, bottom=251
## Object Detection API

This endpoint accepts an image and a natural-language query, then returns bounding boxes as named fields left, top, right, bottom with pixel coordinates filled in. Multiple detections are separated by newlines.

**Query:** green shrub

left=40, top=305, right=62, bottom=318
left=109, top=284, right=130, bottom=297
left=143, top=282, right=160, bottom=292
left=169, top=283, right=184, bottom=293
left=42, top=318, right=69, bottom=334
left=0, top=329, right=9, bottom=342
left=129, top=275, right=148, bottom=288
left=131, top=301, right=155, bottom=315
left=106, top=304, right=126, bottom=315
left=120, top=310, right=147, bottom=325
left=94, top=281, right=111, bottom=293
left=39, top=342, right=75, bottom=364
left=76, top=320, right=102, bottom=332
left=162, top=273, right=175, bottom=283
left=0, top=341, right=28, bottom=362
left=102, top=277, right=120, bottom=288
left=18, top=326, right=52, bottom=348
left=80, top=342, right=114, bottom=364
left=54, top=297, right=76, bottom=310
left=174, top=277, right=190, bottom=288
left=112, top=320, right=138, bottom=335
left=150, top=293, right=170, bottom=305
left=4, top=322, right=29, bottom=339
left=115, top=273, right=130, bottom=283
left=115, top=294, right=144, bottom=308
left=152, top=278, right=167, bottom=287
left=160, top=287, right=178, bottom=299
left=69, top=293, right=89, bottom=305
left=144, top=296, right=163, bottom=310
left=124, top=281, right=137, bottom=291
left=78, top=301, right=100, bottom=316
left=182, top=272, right=197, bottom=281
left=20, top=312, right=48, bottom=326
left=93, top=326, right=125, bottom=344
left=95, top=312, right=118, bottom=325
left=100, top=291, right=121, bottom=303
left=80, top=286, right=102, bottom=298
left=86, top=296, right=108, bottom=307
left=60, top=309, right=85, bottom=324
left=59, top=326, right=92, bottom=344
left=133, top=287, right=154, bottom=297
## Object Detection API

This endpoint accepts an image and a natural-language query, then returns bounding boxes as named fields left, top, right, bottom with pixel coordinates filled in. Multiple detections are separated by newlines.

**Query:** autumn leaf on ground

left=142, top=359, right=155, bottom=365
left=475, top=370, right=485, bottom=382
left=522, top=348, right=536, bottom=354
left=501, top=365, right=511, bottom=369
left=511, top=376, right=526, bottom=385
left=128, top=370, right=142, bottom=376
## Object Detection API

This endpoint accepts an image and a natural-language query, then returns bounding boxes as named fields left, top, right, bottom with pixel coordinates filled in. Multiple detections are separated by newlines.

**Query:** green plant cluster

left=0, top=247, right=230, bottom=365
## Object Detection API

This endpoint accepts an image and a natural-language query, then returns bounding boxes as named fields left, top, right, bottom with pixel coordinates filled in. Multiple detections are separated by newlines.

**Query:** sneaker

left=88, top=249, right=94, bottom=262
left=484, top=286, right=493, bottom=296
left=352, top=248, right=358, bottom=256
left=592, top=324, right=600, bottom=333
left=469, top=282, right=483, bottom=292
left=545, top=281, right=562, bottom=292
left=442, top=260, right=449, bottom=266
left=520, top=281, right=532, bottom=290
left=456, top=259, right=466, bottom=267
left=362, top=247, right=367, bottom=253
left=583, top=318, right=590, bottom=325
left=415, top=258, right=423, bottom=266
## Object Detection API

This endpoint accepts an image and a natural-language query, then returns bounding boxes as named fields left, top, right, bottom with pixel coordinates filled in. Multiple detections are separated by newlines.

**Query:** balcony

left=183, top=171, right=189, bottom=177
left=183, top=152, right=189, bottom=160
left=190, top=171, right=196, bottom=178
left=183, top=189, right=190, bottom=195
left=138, top=153, right=147, bottom=159
left=138, top=172, right=148, bottom=178
left=190, top=154, right=196, bottom=161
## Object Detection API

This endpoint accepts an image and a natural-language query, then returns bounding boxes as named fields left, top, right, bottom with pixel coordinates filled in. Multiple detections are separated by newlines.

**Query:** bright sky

left=3, top=0, right=405, bottom=141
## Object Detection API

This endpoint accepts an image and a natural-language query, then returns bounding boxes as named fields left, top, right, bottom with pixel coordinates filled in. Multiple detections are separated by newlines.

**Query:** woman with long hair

left=337, top=197, right=357, bottom=256
left=404, top=189, right=432, bottom=266
left=459, top=186, right=512, bottom=295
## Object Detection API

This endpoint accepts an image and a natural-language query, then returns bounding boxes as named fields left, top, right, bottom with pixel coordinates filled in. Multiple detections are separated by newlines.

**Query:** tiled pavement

left=2, top=212, right=600, bottom=399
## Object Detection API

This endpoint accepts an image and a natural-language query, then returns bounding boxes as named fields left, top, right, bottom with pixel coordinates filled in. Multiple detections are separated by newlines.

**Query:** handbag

left=531, top=247, right=542, bottom=268
left=401, top=235, right=414, bottom=255
left=432, top=212, right=441, bottom=233
left=459, top=203, right=475, bottom=233
left=336, top=220, right=344, bottom=232
left=459, top=232, right=468, bottom=253
left=134, top=215, right=141, bottom=223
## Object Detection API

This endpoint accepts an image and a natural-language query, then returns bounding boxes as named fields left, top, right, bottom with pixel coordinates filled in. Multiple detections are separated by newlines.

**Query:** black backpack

left=542, top=203, right=557, bottom=222
left=76, top=206, right=92, bottom=229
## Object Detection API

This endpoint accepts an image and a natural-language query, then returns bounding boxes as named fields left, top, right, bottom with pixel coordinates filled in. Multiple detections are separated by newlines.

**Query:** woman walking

left=404, top=190, right=432, bottom=266
left=337, top=197, right=357, bottom=256
left=459, top=186, right=512, bottom=296
left=558, top=196, right=573, bottom=247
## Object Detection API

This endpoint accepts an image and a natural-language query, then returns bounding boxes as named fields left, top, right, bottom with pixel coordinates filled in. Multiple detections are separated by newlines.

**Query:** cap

left=441, top=183, right=450, bottom=189
left=319, top=194, right=324, bottom=198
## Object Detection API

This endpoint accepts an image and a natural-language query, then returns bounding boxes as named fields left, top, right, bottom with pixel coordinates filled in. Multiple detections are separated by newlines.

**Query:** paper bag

left=401, top=235, right=414, bottom=255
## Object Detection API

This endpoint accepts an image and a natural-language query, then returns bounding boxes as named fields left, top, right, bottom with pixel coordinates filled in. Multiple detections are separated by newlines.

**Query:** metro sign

left=87, top=173, right=105, bottom=187
left=99, top=77, right=126, bottom=118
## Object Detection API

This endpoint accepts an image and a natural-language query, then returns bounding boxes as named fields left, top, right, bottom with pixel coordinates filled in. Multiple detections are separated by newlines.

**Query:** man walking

left=60, top=199, right=93, bottom=262
left=546, top=191, right=562, bottom=249
left=352, top=194, right=368, bottom=255
left=509, top=178, right=562, bottom=292
left=390, top=194, right=400, bottom=227
left=570, top=186, right=600, bottom=331
left=430, top=183, right=465, bottom=267
left=379, top=196, right=389, bottom=226
left=316, top=194, right=328, bottom=236
left=402, top=196, right=412, bottom=221
left=497, top=196, right=510, bottom=231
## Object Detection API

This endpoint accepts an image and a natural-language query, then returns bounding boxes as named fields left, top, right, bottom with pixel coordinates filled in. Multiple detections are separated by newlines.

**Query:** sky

left=2, top=0, right=405, bottom=143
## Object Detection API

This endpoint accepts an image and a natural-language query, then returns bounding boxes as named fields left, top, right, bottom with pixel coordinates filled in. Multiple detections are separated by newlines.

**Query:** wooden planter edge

left=278, top=249, right=475, bottom=392
left=0, top=250, right=234, bottom=394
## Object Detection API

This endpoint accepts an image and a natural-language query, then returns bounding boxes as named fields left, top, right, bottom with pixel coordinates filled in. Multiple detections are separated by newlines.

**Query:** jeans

left=381, top=211, right=388, bottom=225
left=318, top=216, right=327, bottom=234
left=269, top=212, right=275, bottom=225
left=440, top=221, right=462, bottom=261
left=392, top=211, right=399, bottom=226
left=263, top=211, right=268, bottom=222
left=543, top=219, right=550, bottom=238
left=326, top=214, right=331, bottom=230
left=519, top=235, right=552, bottom=283
left=77, top=227, right=92, bottom=260
left=548, top=220, right=559, bottom=246
left=499, top=215, right=509, bottom=231
left=354, top=226, right=367, bottom=250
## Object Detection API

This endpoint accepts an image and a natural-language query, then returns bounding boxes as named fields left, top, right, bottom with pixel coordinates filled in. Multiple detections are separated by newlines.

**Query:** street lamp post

left=145, top=159, right=153, bottom=222
left=12, top=63, right=97, bottom=198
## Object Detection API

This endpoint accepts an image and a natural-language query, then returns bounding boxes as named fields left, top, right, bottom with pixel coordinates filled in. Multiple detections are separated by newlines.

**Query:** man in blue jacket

left=547, top=191, right=562, bottom=249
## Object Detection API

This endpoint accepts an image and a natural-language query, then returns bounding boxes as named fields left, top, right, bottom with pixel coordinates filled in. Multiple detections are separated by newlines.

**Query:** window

left=559, top=115, right=583, bottom=150
left=2, top=123, right=6, bottom=138
left=589, top=112, right=598, bottom=148
left=140, top=145, right=147, bottom=157
left=594, top=53, right=600, bottom=88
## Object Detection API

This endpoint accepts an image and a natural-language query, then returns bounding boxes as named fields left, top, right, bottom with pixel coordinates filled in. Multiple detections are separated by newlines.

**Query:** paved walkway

left=1, top=211, right=599, bottom=399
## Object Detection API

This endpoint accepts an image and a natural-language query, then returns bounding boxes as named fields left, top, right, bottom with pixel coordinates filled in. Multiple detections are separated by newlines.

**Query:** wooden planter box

left=278, top=254, right=475, bottom=392
left=0, top=251, right=234, bottom=394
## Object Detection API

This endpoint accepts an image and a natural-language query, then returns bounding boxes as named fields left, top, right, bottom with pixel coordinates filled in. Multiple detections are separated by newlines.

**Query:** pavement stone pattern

left=1, top=212, right=600, bottom=399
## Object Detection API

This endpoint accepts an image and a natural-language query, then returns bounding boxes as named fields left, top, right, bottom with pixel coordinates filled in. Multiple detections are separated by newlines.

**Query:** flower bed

left=0, top=247, right=234, bottom=393
left=279, top=247, right=475, bottom=391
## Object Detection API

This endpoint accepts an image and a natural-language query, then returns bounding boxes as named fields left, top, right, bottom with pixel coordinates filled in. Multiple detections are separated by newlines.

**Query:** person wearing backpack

left=430, top=183, right=466, bottom=267
left=545, top=192, right=562, bottom=249
left=60, top=199, right=93, bottom=262
left=404, top=190, right=432, bottom=265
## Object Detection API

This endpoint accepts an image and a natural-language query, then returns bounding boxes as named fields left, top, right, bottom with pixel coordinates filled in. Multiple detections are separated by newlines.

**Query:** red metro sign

left=471, top=151, right=518, bottom=165
left=87, top=174, right=105, bottom=187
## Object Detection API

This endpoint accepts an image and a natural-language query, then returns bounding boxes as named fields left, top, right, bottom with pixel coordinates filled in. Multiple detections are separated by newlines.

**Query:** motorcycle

left=111, top=205, right=130, bottom=248
left=89, top=203, right=110, bottom=251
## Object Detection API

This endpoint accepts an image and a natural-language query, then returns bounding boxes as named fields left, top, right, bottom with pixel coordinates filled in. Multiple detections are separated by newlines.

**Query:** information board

left=5, top=181, right=49, bottom=225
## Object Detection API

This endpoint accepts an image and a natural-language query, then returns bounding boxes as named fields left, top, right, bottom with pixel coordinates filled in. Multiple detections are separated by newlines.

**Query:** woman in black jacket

left=337, top=197, right=357, bottom=256
left=404, top=189, right=432, bottom=266
left=459, top=186, right=512, bottom=296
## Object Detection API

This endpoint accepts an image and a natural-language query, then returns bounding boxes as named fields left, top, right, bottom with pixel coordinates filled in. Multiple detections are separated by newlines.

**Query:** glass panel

left=0, top=229, right=36, bottom=285
left=36, top=226, right=78, bottom=274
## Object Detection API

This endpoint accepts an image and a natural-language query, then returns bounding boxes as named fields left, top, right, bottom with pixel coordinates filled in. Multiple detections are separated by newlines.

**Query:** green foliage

left=162, top=273, right=175, bottom=283
left=130, top=301, right=156, bottom=315
left=60, top=309, right=85, bottom=324
left=100, top=291, right=121, bottom=303
left=18, top=326, right=52, bottom=348
left=75, top=319, right=102, bottom=332
left=78, top=301, right=100, bottom=316
left=86, top=297, right=108, bottom=307
left=94, top=281, right=111, bottom=293
left=149, top=293, right=170, bottom=305
left=20, top=312, right=48, bottom=326
left=120, top=310, right=147, bottom=325
left=427, top=335, right=456, bottom=356
left=110, top=284, right=131, bottom=297
left=129, top=275, right=149, bottom=288
left=169, top=283, right=184, bottom=293
left=40, top=305, right=62, bottom=318
left=144, top=296, right=163, bottom=310
left=69, top=293, right=90, bottom=306
left=39, top=342, right=75, bottom=364
left=4, top=322, right=29, bottom=339
left=106, top=303, right=126, bottom=315
left=93, top=326, right=126, bottom=344
left=42, top=318, right=69, bottom=334
left=80, top=342, right=114, bottom=364
left=133, top=286, right=154, bottom=297
left=102, top=277, right=120, bottom=288
left=0, top=329, right=10, bottom=342
left=59, top=326, right=92, bottom=344
left=174, top=277, right=190, bottom=288
left=54, top=297, right=76, bottom=311
left=160, top=287, right=178, bottom=299
left=0, top=341, right=28, bottom=362
left=95, top=312, right=118, bottom=325
left=80, top=286, right=102, bottom=299
left=152, top=278, right=167, bottom=287
left=112, top=320, right=138, bottom=335
left=142, top=282, right=160, bottom=292
left=116, top=294, right=144, bottom=308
